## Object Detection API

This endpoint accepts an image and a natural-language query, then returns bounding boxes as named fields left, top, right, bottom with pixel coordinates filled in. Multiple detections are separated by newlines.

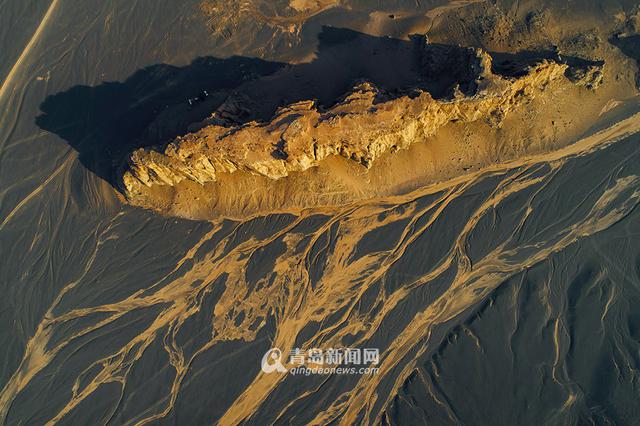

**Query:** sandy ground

left=2, top=1, right=640, bottom=424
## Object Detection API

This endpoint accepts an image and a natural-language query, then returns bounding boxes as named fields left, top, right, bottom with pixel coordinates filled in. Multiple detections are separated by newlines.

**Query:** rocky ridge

left=122, top=46, right=600, bottom=201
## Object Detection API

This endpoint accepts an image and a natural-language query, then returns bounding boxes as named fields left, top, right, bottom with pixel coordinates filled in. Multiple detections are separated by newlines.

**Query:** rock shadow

left=610, top=33, right=640, bottom=88
left=35, top=56, right=285, bottom=186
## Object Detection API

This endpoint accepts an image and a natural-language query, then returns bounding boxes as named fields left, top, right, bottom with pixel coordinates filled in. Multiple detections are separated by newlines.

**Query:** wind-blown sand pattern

left=3, top=110, right=640, bottom=424
left=0, top=0, right=60, bottom=106
left=2, top=0, right=640, bottom=424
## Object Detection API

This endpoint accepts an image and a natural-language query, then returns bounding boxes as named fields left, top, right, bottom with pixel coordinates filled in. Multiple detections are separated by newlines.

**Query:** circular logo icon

left=261, top=348, right=287, bottom=373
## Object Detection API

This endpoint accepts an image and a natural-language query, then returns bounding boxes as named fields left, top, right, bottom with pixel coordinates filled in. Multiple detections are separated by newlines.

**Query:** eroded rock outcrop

left=122, top=47, right=595, bottom=201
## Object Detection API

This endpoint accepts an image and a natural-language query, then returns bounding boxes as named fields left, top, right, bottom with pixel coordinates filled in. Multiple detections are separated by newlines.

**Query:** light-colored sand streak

left=0, top=153, right=73, bottom=231
left=0, top=0, right=60, bottom=107
left=0, top=0, right=63, bottom=223
left=1, top=112, right=639, bottom=424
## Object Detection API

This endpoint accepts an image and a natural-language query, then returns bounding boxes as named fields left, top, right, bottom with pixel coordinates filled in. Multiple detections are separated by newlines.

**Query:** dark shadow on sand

left=610, top=34, right=640, bottom=88
left=35, top=56, right=285, bottom=186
